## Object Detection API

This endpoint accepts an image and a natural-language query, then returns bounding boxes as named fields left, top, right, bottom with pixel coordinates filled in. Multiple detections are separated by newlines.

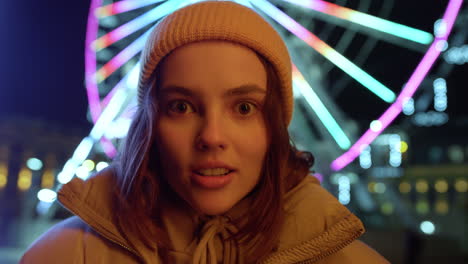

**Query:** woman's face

left=155, top=41, right=268, bottom=215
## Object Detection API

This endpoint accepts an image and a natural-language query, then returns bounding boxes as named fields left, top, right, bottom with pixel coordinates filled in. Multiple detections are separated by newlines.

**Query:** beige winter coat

left=21, top=169, right=388, bottom=263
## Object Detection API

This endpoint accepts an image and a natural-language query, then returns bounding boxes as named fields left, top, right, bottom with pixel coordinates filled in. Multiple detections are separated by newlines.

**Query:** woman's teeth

left=196, top=168, right=231, bottom=176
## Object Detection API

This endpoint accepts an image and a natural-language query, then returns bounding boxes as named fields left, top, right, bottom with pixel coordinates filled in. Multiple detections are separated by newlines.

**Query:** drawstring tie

left=192, top=216, right=239, bottom=264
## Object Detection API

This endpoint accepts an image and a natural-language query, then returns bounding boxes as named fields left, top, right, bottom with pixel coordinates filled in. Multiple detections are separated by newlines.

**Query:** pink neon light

left=285, top=0, right=354, bottom=20
left=331, top=0, right=463, bottom=171
left=85, top=0, right=117, bottom=157
left=85, top=0, right=103, bottom=123
left=96, top=0, right=164, bottom=17
left=256, top=0, right=330, bottom=55
left=96, top=30, right=149, bottom=83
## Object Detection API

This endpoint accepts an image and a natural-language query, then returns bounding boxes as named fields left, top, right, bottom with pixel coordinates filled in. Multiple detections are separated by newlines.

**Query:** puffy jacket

left=21, top=169, right=388, bottom=263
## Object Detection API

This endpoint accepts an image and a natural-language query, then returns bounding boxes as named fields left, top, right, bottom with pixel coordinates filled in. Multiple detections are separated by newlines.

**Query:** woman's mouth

left=195, top=168, right=232, bottom=176
left=191, top=168, right=235, bottom=188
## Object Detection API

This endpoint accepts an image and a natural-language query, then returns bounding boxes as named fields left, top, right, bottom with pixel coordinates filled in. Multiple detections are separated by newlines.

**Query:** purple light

left=85, top=0, right=103, bottom=123
left=331, top=0, right=463, bottom=171
left=97, top=0, right=165, bottom=17
left=85, top=0, right=117, bottom=157
left=96, top=30, right=151, bottom=83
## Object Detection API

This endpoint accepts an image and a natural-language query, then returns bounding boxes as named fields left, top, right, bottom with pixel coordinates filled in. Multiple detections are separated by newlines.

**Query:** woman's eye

left=236, top=102, right=257, bottom=116
left=168, top=100, right=194, bottom=114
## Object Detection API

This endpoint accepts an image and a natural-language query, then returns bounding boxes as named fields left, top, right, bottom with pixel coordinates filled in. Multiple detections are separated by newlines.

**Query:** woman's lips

left=190, top=171, right=234, bottom=189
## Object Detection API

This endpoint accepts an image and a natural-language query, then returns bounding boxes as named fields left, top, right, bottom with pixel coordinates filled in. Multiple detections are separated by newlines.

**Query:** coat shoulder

left=20, top=216, right=89, bottom=264
left=319, top=240, right=390, bottom=264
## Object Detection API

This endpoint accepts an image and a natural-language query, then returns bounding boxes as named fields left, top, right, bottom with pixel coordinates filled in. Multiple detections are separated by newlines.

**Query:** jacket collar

left=57, top=168, right=154, bottom=262
left=58, top=168, right=364, bottom=264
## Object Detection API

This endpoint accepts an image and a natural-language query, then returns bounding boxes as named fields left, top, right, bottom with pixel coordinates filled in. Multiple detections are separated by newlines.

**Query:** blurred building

left=0, top=116, right=108, bottom=262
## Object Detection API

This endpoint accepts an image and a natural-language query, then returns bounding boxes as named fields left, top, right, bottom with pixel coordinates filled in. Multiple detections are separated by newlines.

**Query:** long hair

left=112, top=54, right=314, bottom=262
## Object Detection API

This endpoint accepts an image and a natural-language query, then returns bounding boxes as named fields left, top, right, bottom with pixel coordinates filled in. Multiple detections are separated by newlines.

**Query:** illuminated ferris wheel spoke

left=281, top=0, right=434, bottom=46
left=331, top=0, right=463, bottom=171
left=96, top=29, right=152, bottom=83
left=250, top=0, right=396, bottom=103
left=102, top=62, right=140, bottom=108
left=233, top=0, right=254, bottom=8
left=95, top=0, right=166, bottom=18
left=293, top=65, right=351, bottom=149
left=93, top=0, right=183, bottom=52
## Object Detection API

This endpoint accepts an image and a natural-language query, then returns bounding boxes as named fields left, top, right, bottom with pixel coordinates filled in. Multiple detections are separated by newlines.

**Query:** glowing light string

left=95, top=29, right=151, bottom=83
left=282, top=0, right=433, bottom=45
left=95, top=0, right=165, bottom=17
left=93, top=0, right=183, bottom=52
left=250, top=0, right=396, bottom=103
left=331, top=0, right=463, bottom=171
left=292, top=65, right=351, bottom=149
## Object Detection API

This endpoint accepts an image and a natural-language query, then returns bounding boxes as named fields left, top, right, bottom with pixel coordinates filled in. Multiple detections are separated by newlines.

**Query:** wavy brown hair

left=112, top=53, right=314, bottom=262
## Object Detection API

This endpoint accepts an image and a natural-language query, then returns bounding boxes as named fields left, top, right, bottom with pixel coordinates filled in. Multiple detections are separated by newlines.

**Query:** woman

left=21, top=1, right=388, bottom=263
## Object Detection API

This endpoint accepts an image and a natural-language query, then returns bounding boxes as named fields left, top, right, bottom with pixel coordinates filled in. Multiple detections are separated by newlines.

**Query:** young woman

left=22, top=1, right=388, bottom=263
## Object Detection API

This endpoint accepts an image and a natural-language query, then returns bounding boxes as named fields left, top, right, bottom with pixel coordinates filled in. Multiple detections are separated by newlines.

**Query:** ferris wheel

left=55, top=0, right=463, bottom=185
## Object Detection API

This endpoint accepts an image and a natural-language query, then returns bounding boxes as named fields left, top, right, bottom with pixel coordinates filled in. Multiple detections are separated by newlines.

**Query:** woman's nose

left=195, top=114, right=227, bottom=151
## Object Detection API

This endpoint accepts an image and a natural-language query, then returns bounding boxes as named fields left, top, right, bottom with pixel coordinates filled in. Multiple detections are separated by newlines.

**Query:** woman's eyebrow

left=159, top=86, right=195, bottom=97
left=224, top=84, right=266, bottom=97
left=159, top=84, right=266, bottom=97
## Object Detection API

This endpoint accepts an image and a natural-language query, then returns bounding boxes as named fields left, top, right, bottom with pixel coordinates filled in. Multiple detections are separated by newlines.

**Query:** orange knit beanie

left=138, top=1, right=293, bottom=124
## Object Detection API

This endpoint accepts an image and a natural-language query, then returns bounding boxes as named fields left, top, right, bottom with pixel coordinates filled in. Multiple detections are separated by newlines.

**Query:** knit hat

left=138, top=0, right=293, bottom=124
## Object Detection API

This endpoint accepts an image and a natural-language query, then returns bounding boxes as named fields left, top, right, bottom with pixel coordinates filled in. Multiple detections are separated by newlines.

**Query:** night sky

left=0, top=0, right=465, bottom=131
left=0, top=0, right=91, bottom=128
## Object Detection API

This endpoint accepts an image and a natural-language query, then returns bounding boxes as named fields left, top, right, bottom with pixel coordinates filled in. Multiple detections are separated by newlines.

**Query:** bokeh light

left=17, top=168, right=32, bottom=191
left=400, top=141, right=409, bottom=153
left=420, top=221, right=435, bottom=235
left=454, top=179, right=468, bottom=192
left=416, top=180, right=429, bottom=193
left=399, top=181, right=411, bottom=193
left=26, top=158, right=43, bottom=171
left=434, top=179, right=449, bottom=193
left=435, top=200, right=449, bottom=215
left=416, top=200, right=430, bottom=214
left=381, top=202, right=394, bottom=215
left=82, top=159, right=96, bottom=171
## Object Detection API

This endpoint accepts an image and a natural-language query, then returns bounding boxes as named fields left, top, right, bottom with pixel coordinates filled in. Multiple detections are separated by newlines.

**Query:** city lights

left=96, top=161, right=109, bottom=172
left=82, top=160, right=95, bottom=171
left=338, top=175, right=351, bottom=205
left=443, top=44, right=468, bottom=65
left=374, top=183, right=386, bottom=194
left=381, top=202, right=394, bottom=215
left=359, top=145, right=372, bottom=169
left=389, top=134, right=402, bottom=167
left=26, top=158, right=43, bottom=171
left=17, top=168, right=32, bottom=191
left=420, top=221, right=436, bottom=235
left=433, top=78, right=447, bottom=112
left=400, top=141, right=409, bottom=153
left=416, top=180, right=429, bottom=193
left=399, top=182, right=411, bottom=194
left=435, top=200, right=449, bottom=215
left=416, top=200, right=430, bottom=215
left=0, top=163, right=7, bottom=189
left=76, top=166, right=91, bottom=180
left=455, top=179, right=468, bottom=193
left=37, top=189, right=57, bottom=203
left=402, top=97, right=415, bottom=115
left=41, top=169, right=55, bottom=189
left=434, top=180, right=449, bottom=193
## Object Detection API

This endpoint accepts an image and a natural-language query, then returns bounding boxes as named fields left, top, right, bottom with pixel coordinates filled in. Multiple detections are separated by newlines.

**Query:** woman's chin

left=193, top=201, right=234, bottom=216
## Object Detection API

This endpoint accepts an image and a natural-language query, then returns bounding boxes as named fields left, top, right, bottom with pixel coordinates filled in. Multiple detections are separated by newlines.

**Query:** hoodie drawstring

left=192, top=216, right=239, bottom=264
